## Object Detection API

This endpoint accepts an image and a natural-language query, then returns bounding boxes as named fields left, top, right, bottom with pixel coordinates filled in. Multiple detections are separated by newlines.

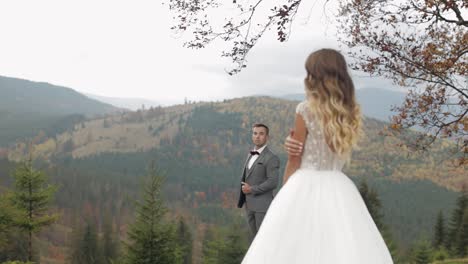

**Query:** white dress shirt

left=248, top=145, right=267, bottom=169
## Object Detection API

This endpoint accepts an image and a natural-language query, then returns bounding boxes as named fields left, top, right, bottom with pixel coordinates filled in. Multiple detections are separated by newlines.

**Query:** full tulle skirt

left=241, top=168, right=394, bottom=264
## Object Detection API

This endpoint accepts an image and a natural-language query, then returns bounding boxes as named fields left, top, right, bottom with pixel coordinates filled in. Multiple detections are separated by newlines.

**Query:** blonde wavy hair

left=304, top=49, right=363, bottom=156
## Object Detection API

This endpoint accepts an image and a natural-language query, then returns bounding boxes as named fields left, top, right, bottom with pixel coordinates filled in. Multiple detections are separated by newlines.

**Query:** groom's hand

left=241, top=182, right=252, bottom=194
left=284, top=129, right=303, bottom=156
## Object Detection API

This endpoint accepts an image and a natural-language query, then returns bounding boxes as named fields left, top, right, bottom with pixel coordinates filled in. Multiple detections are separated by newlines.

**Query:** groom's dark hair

left=253, top=123, right=269, bottom=135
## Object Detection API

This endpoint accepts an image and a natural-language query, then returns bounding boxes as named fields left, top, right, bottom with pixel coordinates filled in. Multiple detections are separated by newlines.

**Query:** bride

left=241, top=49, right=394, bottom=263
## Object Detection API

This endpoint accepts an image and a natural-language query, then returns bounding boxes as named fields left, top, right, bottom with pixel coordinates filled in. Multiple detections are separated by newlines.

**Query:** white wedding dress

left=241, top=101, right=394, bottom=264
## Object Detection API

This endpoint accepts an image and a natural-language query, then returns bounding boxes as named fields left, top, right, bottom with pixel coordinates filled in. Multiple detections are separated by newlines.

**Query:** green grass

left=433, top=258, right=468, bottom=264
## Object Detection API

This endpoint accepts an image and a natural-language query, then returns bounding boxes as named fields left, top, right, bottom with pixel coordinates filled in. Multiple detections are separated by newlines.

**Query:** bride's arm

left=283, top=113, right=307, bottom=184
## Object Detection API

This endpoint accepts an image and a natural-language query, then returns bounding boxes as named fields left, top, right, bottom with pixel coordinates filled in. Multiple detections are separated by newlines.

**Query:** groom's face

left=252, top=127, right=268, bottom=148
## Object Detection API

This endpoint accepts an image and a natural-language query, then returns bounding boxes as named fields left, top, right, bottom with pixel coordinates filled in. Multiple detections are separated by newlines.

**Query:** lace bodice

left=296, top=101, right=346, bottom=171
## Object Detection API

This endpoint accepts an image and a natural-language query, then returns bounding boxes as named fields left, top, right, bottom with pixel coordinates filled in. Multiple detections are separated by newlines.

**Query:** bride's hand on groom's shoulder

left=284, top=129, right=303, bottom=156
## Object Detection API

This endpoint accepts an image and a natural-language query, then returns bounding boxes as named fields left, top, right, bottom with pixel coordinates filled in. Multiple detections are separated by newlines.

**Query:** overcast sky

left=0, top=0, right=397, bottom=105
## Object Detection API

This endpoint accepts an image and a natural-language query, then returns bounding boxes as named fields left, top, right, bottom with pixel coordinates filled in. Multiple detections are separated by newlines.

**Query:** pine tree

left=446, top=185, right=467, bottom=254
left=358, top=180, right=384, bottom=230
left=10, top=158, right=59, bottom=261
left=432, top=246, right=450, bottom=262
left=454, top=209, right=468, bottom=257
left=176, top=217, right=193, bottom=264
left=81, top=220, right=100, bottom=264
left=218, top=227, right=247, bottom=264
left=68, top=219, right=85, bottom=264
left=124, top=164, right=177, bottom=264
left=102, top=213, right=119, bottom=264
left=381, top=228, right=400, bottom=263
left=413, top=239, right=433, bottom=264
left=201, top=227, right=222, bottom=264
left=358, top=179, right=399, bottom=262
left=433, top=210, right=445, bottom=248
left=0, top=192, right=27, bottom=262
left=0, top=194, right=28, bottom=262
left=68, top=218, right=104, bottom=264
left=0, top=193, right=14, bottom=252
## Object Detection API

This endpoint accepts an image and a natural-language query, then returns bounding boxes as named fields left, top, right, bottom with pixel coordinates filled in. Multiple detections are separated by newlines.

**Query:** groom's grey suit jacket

left=237, top=147, right=280, bottom=212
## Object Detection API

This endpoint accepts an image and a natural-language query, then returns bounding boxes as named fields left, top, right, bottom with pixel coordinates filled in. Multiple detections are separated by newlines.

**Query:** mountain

left=0, top=75, right=120, bottom=146
left=355, top=88, right=407, bottom=121
left=1, top=96, right=465, bottom=260
left=85, top=93, right=162, bottom=111
left=281, top=88, right=407, bottom=122
left=8, top=96, right=465, bottom=191
left=0, top=76, right=118, bottom=116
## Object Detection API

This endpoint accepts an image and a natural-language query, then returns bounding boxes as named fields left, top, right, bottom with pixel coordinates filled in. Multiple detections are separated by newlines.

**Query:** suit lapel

left=241, top=154, right=252, bottom=181
left=246, top=147, right=269, bottom=179
left=243, top=154, right=252, bottom=171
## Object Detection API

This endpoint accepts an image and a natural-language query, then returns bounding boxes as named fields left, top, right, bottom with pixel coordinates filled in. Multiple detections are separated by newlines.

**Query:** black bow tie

left=250, top=150, right=260, bottom=155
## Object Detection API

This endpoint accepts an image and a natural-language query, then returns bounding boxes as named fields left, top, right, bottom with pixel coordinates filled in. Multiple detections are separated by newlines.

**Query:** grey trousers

left=246, top=209, right=266, bottom=239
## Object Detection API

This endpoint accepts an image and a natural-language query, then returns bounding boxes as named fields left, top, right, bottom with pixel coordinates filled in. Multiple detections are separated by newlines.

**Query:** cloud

left=0, top=0, right=403, bottom=105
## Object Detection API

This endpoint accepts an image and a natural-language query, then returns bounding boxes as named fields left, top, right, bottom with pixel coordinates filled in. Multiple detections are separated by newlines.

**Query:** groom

left=238, top=123, right=280, bottom=238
